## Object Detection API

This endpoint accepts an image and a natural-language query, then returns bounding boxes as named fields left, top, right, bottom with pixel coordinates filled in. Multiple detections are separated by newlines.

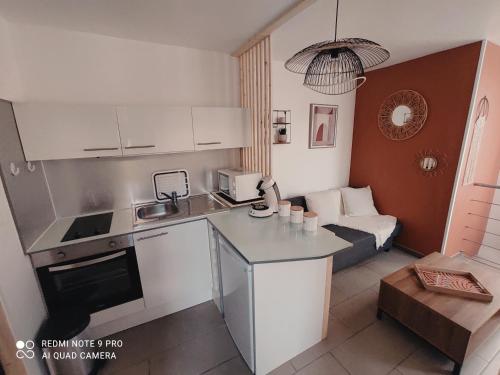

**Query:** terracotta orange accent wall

left=445, top=41, right=500, bottom=256
left=350, top=42, right=482, bottom=256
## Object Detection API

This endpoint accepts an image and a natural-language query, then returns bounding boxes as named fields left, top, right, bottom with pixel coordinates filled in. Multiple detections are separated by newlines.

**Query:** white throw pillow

left=340, top=186, right=379, bottom=217
left=305, top=189, right=342, bottom=226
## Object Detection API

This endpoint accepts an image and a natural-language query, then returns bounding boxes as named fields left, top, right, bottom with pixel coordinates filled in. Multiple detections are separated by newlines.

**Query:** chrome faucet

left=160, top=191, right=178, bottom=206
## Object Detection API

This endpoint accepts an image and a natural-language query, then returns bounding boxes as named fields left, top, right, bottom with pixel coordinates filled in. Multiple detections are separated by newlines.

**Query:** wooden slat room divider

left=239, top=36, right=271, bottom=176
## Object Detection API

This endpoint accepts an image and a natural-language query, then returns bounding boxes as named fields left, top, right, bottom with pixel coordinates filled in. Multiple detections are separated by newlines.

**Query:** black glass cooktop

left=61, top=212, right=113, bottom=242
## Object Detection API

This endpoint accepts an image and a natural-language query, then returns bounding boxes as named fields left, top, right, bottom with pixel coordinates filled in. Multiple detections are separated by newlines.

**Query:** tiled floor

left=99, top=248, right=500, bottom=375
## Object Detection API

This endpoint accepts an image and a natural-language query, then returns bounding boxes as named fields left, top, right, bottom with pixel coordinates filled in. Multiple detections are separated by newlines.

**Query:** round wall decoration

left=378, top=90, right=428, bottom=141
left=415, top=149, right=448, bottom=177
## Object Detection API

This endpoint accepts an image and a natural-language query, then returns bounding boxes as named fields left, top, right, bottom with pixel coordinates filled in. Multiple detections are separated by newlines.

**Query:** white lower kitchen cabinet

left=214, top=227, right=330, bottom=375
left=252, top=259, right=328, bottom=375
left=133, top=219, right=212, bottom=313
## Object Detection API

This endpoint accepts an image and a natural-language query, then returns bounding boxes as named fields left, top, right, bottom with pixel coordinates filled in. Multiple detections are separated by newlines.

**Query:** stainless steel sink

left=133, top=194, right=229, bottom=227
left=136, top=202, right=180, bottom=220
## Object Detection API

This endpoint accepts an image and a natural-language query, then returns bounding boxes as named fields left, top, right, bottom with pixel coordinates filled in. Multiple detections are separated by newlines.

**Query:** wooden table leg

left=452, top=362, right=461, bottom=375
left=376, top=307, right=383, bottom=320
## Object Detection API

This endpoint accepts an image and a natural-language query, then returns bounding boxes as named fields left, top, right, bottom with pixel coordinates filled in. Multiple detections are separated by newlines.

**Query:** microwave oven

left=218, top=169, right=262, bottom=202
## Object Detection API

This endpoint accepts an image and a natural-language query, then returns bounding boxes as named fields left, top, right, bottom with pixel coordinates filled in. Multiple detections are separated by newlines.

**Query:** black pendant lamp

left=285, top=0, right=390, bottom=95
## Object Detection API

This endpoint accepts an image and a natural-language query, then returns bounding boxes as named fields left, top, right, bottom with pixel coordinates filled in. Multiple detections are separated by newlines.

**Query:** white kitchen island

left=208, top=207, right=352, bottom=375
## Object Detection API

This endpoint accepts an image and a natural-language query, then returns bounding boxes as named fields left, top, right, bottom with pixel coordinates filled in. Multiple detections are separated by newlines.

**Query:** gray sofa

left=288, top=196, right=402, bottom=273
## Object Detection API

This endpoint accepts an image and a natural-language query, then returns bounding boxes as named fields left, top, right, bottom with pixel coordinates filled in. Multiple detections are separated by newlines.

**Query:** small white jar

left=303, top=211, right=318, bottom=232
left=290, top=206, right=304, bottom=224
left=278, top=200, right=291, bottom=217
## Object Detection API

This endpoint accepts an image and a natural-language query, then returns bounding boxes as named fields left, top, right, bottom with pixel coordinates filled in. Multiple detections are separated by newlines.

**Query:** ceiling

left=0, top=0, right=298, bottom=53
left=0, top=0, right=500, bottom=66
left=272, top=0, right=500, bottom=67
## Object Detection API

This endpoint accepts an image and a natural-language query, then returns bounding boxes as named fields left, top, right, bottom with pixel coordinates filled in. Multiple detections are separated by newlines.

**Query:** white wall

left=2, top=21, right=242, bottom=218
left=270, top=0, right=356, bottom=198
left=0, top=17, right=21, bottom=100
left=0, top=17, right=45, bottom=375
left=0, top=181, right=46, bottom=375
left=6, top=22, right=239, bottom=105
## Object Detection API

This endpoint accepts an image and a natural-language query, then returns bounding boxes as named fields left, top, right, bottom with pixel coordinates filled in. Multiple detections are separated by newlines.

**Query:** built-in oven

left=32, top=234, right=143, bottom=315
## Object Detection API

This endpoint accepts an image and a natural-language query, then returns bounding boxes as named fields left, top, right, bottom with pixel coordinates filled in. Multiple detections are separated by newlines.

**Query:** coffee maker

left=248, top=176, right=281, bottom=218
left=256, top=176, right=281, bottom=213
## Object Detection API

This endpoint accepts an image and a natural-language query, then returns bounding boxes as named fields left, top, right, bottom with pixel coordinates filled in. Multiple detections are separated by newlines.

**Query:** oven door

left=37, top=247, right=143, bottom=315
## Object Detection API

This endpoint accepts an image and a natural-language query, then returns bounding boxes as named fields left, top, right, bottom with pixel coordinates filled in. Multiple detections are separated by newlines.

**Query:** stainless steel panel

left=30, top=233, right=134, bottom=268
left=0, top=100, right=56, bottom=250
left=43, top=149, right=240, bottom=217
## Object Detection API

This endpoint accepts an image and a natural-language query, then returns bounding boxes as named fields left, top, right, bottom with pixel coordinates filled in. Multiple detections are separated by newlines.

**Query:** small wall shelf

left=272, top=110, right=291, bottom=144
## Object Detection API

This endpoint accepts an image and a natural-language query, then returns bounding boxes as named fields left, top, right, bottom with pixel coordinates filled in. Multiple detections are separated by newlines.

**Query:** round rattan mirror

left=378, top=90, right=427, bottom=140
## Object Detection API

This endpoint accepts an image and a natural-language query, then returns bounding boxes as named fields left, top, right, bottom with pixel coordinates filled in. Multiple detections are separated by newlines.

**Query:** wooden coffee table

left=377, top=252, right=500, bottom=374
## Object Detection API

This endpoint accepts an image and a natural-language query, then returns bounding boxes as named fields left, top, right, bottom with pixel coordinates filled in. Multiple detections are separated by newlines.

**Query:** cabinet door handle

left=124, top=145, right=156, bottom=149
left=136, top=231, right=169, bottom=241
left=197, top=142, right=222, bottom=145
left=83, top=147, right=120, bottom=151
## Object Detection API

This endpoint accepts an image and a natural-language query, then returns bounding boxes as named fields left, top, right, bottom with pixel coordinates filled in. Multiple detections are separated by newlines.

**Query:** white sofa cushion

left=340, top=186, right=379, bottom=217
left=305, top=189, right=342, bottom=226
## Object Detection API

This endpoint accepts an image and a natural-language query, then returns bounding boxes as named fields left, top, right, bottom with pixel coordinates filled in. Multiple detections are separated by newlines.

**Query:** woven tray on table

left=413, top=264, right=493, bottom=302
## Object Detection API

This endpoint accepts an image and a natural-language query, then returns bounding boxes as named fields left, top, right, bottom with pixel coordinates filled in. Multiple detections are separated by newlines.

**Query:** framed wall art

left=309, top=104, right=338, bottom=149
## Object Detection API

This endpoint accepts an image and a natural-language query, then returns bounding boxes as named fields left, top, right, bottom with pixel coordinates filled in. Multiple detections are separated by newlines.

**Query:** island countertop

left=208, top=207, right=352, bottom=264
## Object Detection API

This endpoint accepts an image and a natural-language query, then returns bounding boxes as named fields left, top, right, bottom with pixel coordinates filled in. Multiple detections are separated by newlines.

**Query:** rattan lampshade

left=284, top=1, right=390, bottom=95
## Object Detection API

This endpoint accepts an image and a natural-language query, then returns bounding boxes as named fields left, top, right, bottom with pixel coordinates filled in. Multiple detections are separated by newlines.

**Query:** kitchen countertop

left=28, top=196, right=353, bottom=265
left=27, top=194, right=228, bottom=254
left=208, top=207, right=353, bottom=264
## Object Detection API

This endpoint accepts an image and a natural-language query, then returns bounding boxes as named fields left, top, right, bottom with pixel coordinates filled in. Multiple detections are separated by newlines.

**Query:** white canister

left=303, top=211, right=318, bottom=232
left=278, top=200, right=291, bottom=217
left=290, top=206, right=304, bottom=224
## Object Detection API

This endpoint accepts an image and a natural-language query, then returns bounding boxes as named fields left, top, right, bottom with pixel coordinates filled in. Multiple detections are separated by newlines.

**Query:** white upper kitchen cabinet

left=133, top=220, right=212, bottom=312
left=117, top=106, right=194, bottom=155
left=192, top=107, right=251, bottom=151
left=13, top=103, right=122, bottom=161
